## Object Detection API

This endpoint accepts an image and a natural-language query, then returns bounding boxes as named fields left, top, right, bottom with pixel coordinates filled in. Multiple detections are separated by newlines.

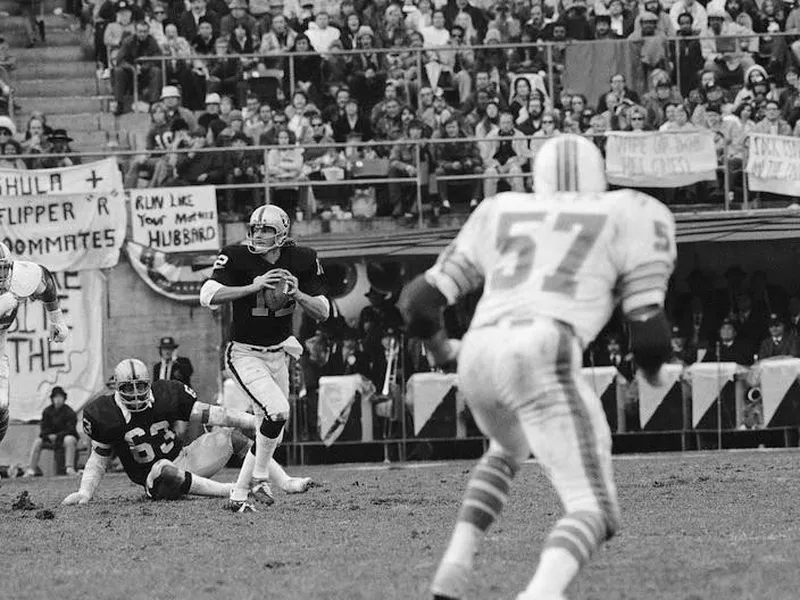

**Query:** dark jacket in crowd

left=152, top=356, right=194, bottom=387
left=40, top=403, right=78, bottom=441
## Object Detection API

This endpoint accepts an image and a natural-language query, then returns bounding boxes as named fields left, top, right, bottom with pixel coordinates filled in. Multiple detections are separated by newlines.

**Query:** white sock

left=441, top=522, right=482, bottom=568
left=230, top=450, right=255, bottom=502
left=268, top=459, right=290, bottom=489
left=189, top=474, right=234, bottom=498
left=252, top=423, right=283, bottom=480
left=523, top=548, right=580, bottom=598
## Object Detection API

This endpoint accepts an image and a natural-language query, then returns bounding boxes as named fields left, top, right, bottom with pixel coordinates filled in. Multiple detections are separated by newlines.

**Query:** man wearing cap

left=153, top=337, right=195, bottom=387
left=757, top=314, right=800, bottom=360
left=199, top=92, right=228, bottom=140
left=704, top=318, right=753, bottom=365
left=160, top=85, right=197, bottom=128
left=24, top=387, right=79, bottom=477
left=113, top=20, right=163, bottom=115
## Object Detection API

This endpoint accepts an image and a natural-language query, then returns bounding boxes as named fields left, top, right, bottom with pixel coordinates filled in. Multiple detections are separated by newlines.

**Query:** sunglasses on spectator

left=542, top=119, right=554, bottom=124
left=631, top=116, right=644, bottom=121
left=154, top=9, right=165, bottom=13
left=312, top=122, right=324, bottom=127
left=0, top=129, right=11, bottom=136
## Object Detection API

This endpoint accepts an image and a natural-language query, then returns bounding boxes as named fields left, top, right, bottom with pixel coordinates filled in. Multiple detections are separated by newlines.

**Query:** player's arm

left=617, top=195, right=677, bottom=380
left=199, top=250, right=285, bottom=307
left=286, top=251, right=330, bottom=322
left=33, top=265, right=69, bottom=343
left=398, top=203, right=488, bottom=364
left=62, top=442, right=113, bottom=505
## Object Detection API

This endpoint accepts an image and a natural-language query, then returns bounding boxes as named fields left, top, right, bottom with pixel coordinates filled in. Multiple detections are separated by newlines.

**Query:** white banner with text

left=0, top=159, right=125, bottom=271
left=128, top=186, right=219, bottom=253
left=746, top=133, right=800, bottom=196
left=8, top=270, right=105, bottom=422
left=605, top=131, right=718, bottom=188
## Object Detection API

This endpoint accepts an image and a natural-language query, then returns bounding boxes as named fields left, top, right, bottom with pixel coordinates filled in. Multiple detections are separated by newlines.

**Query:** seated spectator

left=421, top=87, right=457, bottom=131
left=732, top=65, right=770, bottom=111
left=112, top=20, right=162, bottom=115
left=517, top=94, right=545, bottom=135
left=373, top=97, right=405, bottom=157
left=150, top=117, right=192, bottom=186
left=246, top=103, right=274, bottom=141
left=23, top=387, right=79, bottom=477
left=302, top=115, right=338, bottom=178
left=286, top=90, right=317, bottom=143
left=179, top=0, right=220, bottom=40
left=704, top=318, right=754, bottom=365
left=480, top=111, right=528, bottom=199
left=0, top=116, right=15, bottom=151
left=286, top=35, right=322, bottom=104
left=266, top=128, right=306, bottom=216
left=305, top=11, right=341, bottom=53
left=323, top=87, right=350, bottom=125
left=124, top=101, right=171, bottom=187
left=702, top=6, right=757, bottom=89
left=347, top=27, right=386, bottom=110
left=631, top=11, right=672, bottom=82
left=190, top=18, right=218, bottom=55
left=753, top=98, right=792, bottom=134
left=147, top=2, right=170, bottom=47
left=159, top=22, right=193, bottom=93
left=758, top=314, right=800, bottom=359
left=217, top=109, right=247, bottom=143
left=103, top=1, right=136, bottom=71
left=208, top=35, right=246, bottom=103
left=160, top=85, right=196, bottom=128
left=198, top=92, right=227, bottom=140
left=380, top=3, right=408, bottom=48
left=440, top=25, right=475, bottom=105
left=434, top=115, right=482, bottom=211
left=258, top=13, right=298, bottom=71
left=36, top=130, right=81, bottom=169
left=387, top=118, right=429, bottom=219
left=169, top=126, right=224, bottom=186
left=332, top=98, right=372, bottom=142
left=221, top=0, right=257, bottom=39
left=668, top=326, right=696, bottom=366
left=0, top=139, right=26, bottom=169
left=628, top=106, right=649, bottom=131
left=597, top=74, right=641, bottom=113
left=227, top=22, right=255, bottom=69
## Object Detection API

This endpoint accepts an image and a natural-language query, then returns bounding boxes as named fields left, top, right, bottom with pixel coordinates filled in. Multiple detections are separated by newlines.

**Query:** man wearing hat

left=198, top=92, right=227, bottom=140
left=35, top=129, right=80, bottom=169
left=24, top=387, right=79, bottom=477
left=113, top=20, right=163, bottom=115
left=703, top=318, right=753, bottom=365
left=153, top=337, right=194, bottom=387
left=757, top=314, right=800, bottom=360
left=160, top=85, right=196, bottom=128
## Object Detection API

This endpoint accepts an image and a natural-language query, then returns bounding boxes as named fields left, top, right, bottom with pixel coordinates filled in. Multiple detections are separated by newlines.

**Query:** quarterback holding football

left=200, top=205, right=329, bottom=511
left=63, top=358, right=311, bottom=505
left=0, top=242, right=69, bottom=444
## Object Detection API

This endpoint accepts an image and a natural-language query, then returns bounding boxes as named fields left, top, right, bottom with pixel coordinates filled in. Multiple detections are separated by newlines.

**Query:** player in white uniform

left=398, top=134, right=677, bottom=600
left=0, top=242, right=69, bottom=444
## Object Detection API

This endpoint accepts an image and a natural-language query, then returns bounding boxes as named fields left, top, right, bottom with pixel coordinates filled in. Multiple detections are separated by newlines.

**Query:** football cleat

left=250, top=479, right=275, bottom=506
left=226, top=498, right=257, bottom=513
left=281, top=477, right=314, bottom=494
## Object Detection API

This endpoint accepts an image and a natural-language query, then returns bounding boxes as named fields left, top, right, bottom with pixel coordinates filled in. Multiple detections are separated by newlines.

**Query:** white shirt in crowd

left=305, top=22, right=341, bottom=53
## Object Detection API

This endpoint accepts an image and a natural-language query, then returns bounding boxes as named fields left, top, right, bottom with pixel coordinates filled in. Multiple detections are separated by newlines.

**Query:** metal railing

left=8, top=129, right=750, bottom=219
left=132, top=30, right=800, bottom=109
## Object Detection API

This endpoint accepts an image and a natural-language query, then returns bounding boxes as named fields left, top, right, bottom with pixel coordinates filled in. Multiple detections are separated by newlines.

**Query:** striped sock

left=440, top=452, right=519, bottom=569
left=523, top=511, right=608, bottom=597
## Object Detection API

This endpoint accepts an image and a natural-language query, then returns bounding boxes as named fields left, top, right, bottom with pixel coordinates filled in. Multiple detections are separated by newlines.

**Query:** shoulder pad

left=10, top=261, right=43, bottom=298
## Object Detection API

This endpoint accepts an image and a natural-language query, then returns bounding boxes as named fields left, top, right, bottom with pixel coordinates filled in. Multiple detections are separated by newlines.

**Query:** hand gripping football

left=262, top=271, right=293, bottom=310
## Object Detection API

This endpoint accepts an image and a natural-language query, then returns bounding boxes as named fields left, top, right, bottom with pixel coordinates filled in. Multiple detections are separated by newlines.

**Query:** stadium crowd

left=5, top=0, right=800, bottom=219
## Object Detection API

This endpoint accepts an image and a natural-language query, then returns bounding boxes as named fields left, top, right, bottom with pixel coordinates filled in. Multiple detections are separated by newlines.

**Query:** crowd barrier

left=294, top=357, right=800, bottom=463
left=11, top=127, right=790, bottom=221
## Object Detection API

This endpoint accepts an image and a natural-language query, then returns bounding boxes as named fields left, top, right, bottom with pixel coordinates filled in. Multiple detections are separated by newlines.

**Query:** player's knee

left=259, top=417, right=286, bottom=439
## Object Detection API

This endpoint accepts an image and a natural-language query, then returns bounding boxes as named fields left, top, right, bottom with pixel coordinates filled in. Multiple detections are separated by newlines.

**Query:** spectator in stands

left=210, top=35, right=246, bottom=102
left=246, top=103, right=273, bottom=141
left=35, top=130, right=80, bottom=168
left=753, top=99, right=792, bottom=134
left=159, top=22, right=193, bottom=92
left=371, top=82, right=401, bottom=126
left=286, top=34, right=322, bottom=103
left=702, top=102, right=744, bottom=199
left=704, top=318, right=754, bottom=365
left=191, top=18, right=218, bottom=55
left=668, top=326, right=695, bottom=365
left=112, top=20, right=162, bottom=115
left=373, top=97, right=404, bottom=157
left=387, top=118, right=428, bottom=219
left=788, top=295, right=800, bottom=337
left=517, top=93, right=545, bottom=134
left=333, top=97, right=372, bottom=142
left=348, top=26, right=385, bottom=109
left=434, top=114, right=483, bottom=212
left=266, top=128, right=306, bottom=215
left=597, top=74, right=640, bottom=113
left=306, top=10, right=340, bottom=53
left=733, top=293, right=767, bottom=355
left=152, top=336, right=194, bottom=386
left=221, top=0, right=257, bottom=38
left=170, top=126, right=224, bottom=186
left=150, top=116, right=191, bottom=186
left=703, top=7, right=757, bottom=89
left=179, top=0, right=220, bottom=40
left=103, top=1, right=136, bottom=73
left=0, top=139, right=25, bottom=169
left=323, top=87, right=350, bottom=124
left=124, top=101, right=171, bottom=187
left=147, top=2, right=169, bottom=46
left=0, top=116, right=15, bottom=149
left=23, top=387, right=79, bottom=477
left=287, top=90, right=316, bottom=143
left=259, top=13, right=298, bottom=71
left=481, top=111, right=528, bottom=200
left=758, top=314, right=800, bottom=359
left=673, top=12, right=704, bottom=96
left=197, top=92, right=227, bottom=141
left=160, top=85, right=196, bottom=128
left=669, top=0, right=707, bottom=33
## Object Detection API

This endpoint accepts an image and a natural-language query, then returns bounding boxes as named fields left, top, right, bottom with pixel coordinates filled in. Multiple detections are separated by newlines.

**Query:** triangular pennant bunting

left=638, top=364, right=683, bottom=429
left=687, top=362, right=741, bottom=428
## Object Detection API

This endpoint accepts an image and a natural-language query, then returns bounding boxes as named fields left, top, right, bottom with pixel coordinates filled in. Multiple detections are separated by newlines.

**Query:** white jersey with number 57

left=426, top=190, right=677, bottom=346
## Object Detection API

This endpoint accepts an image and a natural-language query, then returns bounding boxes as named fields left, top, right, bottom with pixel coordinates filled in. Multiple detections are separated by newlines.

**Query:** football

left=263, top=275, right=292, bottom=310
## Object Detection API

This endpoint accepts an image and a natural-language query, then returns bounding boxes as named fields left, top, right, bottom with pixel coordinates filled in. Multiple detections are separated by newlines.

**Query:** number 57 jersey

left=427, top=190, right=677, bottom=347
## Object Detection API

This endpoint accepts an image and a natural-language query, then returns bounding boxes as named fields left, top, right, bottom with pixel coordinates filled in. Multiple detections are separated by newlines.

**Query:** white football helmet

left=247, top=205, right=291, bottom=254
left=533, top=133, right=607, bottom=194
left=114, top=358, right=153, bottom=412
left=0, top=242, right=14, bottom=292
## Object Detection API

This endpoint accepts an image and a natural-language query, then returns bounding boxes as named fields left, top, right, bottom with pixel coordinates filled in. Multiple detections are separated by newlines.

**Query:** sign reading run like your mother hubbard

left=0, top=158, right=126, bottom=272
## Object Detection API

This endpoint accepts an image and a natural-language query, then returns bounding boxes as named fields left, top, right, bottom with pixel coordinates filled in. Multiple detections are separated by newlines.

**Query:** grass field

left=2, top=449, right=800, bottom=600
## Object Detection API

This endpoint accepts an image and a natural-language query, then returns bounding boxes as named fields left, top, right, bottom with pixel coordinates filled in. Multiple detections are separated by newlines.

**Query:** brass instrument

left=374, top=335, right=399, bottom=420
left=747, top=387, right=761, bottom=403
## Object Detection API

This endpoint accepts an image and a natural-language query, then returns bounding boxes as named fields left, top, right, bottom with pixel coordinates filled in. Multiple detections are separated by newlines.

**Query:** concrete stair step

left=69, top=129, right=112, bottom=149
left=14, top=45, right=85, bottom=63
left=3, top=28, right=82, bottom=48
left=0, top=0, right=66, bottom=17
left=16, top=94, right=110, bottom=115
left=1, top=14, right=78, bottom=30
left=11, top=60, right=96, bottom=80
left=33, top=112, right=118, bottom=132
left=14, top=78, right=98, bottom=97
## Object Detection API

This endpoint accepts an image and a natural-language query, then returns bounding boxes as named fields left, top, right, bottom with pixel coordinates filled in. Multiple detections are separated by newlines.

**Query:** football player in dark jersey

left=62, top=358, right=311, bottom=506
left=200, top=205, right=330, bottom=510
left=0, top=241, right=69, bottom=443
